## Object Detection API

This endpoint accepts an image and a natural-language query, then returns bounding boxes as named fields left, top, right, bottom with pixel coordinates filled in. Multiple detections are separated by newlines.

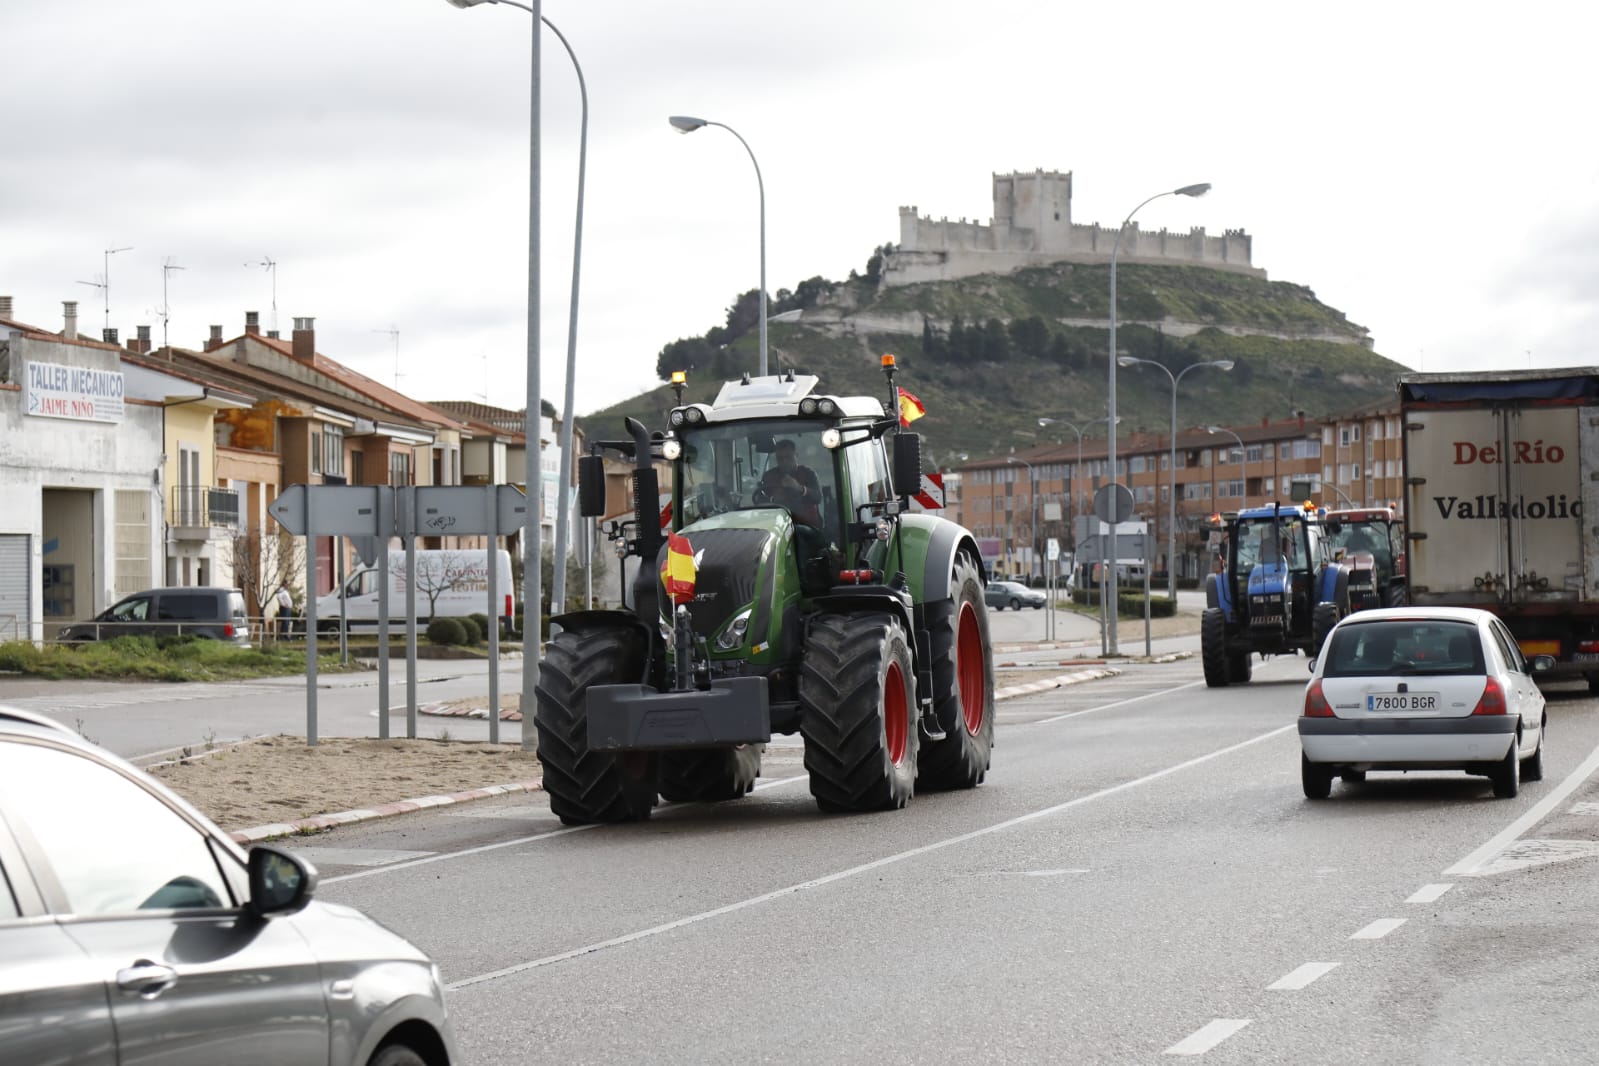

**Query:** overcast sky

left=5, top=1, right=1597, bottom=420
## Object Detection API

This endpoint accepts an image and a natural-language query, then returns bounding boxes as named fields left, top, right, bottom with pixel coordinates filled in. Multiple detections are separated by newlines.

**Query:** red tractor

left=1322, top=507, right=1406, bottom=611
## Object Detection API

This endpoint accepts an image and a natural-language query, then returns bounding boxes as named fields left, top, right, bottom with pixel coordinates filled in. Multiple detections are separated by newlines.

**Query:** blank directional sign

left=268, top=484, right=307, bottom=535
left=270, top=484, right=393, bottom=537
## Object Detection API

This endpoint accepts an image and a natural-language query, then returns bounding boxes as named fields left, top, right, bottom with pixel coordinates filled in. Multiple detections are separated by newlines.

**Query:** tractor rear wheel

left=535, top=624, right=659, bottom=825
left=1312, top=602, right=1340, bottom=660
left=1228, top=650, right=1253, bottom=684
left=658, top=746, right=763, bottom=803
left=1201, top=607, right=1230, bottom=688
left=918, top=554, right=995, bottom=791
left=800, top=612, right=918, bottom=813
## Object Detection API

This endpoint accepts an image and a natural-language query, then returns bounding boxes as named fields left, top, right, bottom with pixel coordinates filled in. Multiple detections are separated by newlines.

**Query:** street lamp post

left=445, top=0, right=543, bottom=748
left=669, top=115, right=767, bottom=377
left=1117, top=356, right=1233, bottom=600
left=1107, top=181, right=1210, bottom=653
left=1207, top=425, right=1247, bottom=508
left=1006, top=456, right=1037, bottom=583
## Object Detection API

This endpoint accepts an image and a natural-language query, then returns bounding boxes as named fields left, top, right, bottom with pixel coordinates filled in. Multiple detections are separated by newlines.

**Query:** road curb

left=233, top=663, right=1122, bottom=843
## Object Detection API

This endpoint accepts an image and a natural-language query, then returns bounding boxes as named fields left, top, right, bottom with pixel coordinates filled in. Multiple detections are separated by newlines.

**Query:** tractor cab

left=1323, top=507, right=1407, bottom=610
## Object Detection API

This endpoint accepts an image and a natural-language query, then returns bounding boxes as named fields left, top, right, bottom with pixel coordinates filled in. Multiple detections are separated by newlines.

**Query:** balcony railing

left=170, top=485, right=240, bottom=531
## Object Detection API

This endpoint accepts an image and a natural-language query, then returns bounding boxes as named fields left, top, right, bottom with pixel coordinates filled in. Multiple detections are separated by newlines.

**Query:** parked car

left=985, top=580, right=1046, bottom=611
left=0, top=705, right=458, bottom=1065
left=59, top=586, right=250, bottom=646
left=1298, top=606, right=1551, bottom=800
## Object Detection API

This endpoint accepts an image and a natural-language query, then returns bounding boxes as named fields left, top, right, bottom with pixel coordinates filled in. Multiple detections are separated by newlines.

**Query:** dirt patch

left=148, top=735, right=541, bottom=833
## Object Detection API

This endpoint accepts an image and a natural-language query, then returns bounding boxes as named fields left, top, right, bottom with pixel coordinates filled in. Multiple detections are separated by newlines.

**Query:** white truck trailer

left=1400, top=369, right=1599, bottom=687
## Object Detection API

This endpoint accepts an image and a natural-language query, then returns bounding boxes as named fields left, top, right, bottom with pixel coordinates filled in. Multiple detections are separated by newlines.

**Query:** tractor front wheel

left=535, top=624, right=659, bottom=825
left=1312, top=602, right=1340, bottom=661
left=658, top=746, right=763, bottom=803
left=1201, top=607, right=1230, bottom=688
left=918, top=553, right=995, bottom=791
left=800, top=612, right=918, bottom=813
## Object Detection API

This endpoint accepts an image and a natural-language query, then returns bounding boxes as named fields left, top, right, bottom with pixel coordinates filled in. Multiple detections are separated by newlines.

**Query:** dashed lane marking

left=1163, top=1019, right=1251, bottom=1056
left=1267, top=962, right=1339, bottom=991
left=1406, top=883, right=1453, bottom=904
left=1350, top=918, right=1406, bottom=940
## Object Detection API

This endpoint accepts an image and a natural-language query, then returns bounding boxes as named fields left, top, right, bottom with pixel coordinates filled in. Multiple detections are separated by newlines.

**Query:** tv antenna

left=160, top=258, right=186, bottom=349
left=245, top=257, right=278, bottom=334
left=372, top=326, right=401, bottom=387
left=77, top=245, right=134, bottom=334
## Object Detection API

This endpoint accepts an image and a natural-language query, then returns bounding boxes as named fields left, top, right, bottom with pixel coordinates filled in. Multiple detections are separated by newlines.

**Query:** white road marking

left=1568, top=801, right=1599, bottom=815
left=445, top=724, right=1294, bottom=990
left=1406, top=883, right=1453, bottom=904
left=1268, top=962, right=1339, bottom=990
left=1468, top=838, right=1599, bottom=876
left=1163, top=1019, right=1251, bottom=1056
left=1350, top=918, right=1406, bottom=940
left=1031, top=678, right=1205, bottom=725
left=1444, top=736, right=1599, bottom=876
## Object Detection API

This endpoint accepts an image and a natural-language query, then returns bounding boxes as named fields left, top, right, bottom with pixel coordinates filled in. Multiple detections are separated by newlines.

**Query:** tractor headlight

left=684, top=407, right=706, bottom=424
left=669, top=409, right=686, bottom=427
left=817, top=399, right=838, bottom=416
left=662, top=438, right=682, bottom=460
left=821, top=428, right=842, bottom=449
left=799, top=398, right=819, bottom=415
left=716, top=608, right=753, bottom=650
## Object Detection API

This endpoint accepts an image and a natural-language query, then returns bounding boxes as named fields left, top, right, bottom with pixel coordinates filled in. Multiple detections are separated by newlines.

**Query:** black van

left=60, top=587, right=251, bottom=646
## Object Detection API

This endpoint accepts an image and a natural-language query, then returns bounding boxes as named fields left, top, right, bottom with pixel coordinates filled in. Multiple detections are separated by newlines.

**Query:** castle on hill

left=880, top=169, right=1262, bottom=288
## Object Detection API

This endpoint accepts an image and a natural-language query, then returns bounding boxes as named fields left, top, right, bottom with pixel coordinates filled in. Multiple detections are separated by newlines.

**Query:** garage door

left=0, top=534, right=30, bottom=641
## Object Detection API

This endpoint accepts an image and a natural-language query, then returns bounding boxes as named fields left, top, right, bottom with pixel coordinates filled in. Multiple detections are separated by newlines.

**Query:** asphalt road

left=264, top=654, right=1599, bottom=1064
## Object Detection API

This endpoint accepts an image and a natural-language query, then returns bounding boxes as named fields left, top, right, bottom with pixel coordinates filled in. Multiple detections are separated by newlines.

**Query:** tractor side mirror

left=578, top=455, right=607, bottom=517
left=892, top=433, right=922, bottom=497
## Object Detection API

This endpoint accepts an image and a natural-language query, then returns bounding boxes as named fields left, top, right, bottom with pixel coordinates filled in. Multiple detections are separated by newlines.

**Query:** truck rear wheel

left=658, top=746, right=763, bottom=803
left=800, top=612, right=918, bottom=813
left=1201, top=607, right=1230, bottom=688
left=918, top=553, right=995, bottom=791
left=535, top=624, right=659, bottom=825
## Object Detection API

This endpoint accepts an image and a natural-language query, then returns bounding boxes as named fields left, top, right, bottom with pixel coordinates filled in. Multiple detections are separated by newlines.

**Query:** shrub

left=455, top=616, right=482, bottom=645
left=426, top=618, right=467, bottom=646
left=469, top=612, right=492, bottom=641
left=1070, top=589, right=1177, bottom=618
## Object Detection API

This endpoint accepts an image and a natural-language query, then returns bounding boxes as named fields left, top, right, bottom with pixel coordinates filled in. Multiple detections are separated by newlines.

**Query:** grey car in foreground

left=0, top=705, right=456, bottom=1066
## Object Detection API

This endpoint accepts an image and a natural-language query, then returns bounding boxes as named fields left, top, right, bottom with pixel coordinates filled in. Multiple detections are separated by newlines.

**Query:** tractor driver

left=758, top=439, right=823, bottom=526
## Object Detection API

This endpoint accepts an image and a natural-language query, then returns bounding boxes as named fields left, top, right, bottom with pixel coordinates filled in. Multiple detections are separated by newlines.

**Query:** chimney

left=1262, top=415, right=1269, bottom=427
left=267, top=330, right=280, bottom=339
left=129, top=325, right=152, bottom=354
left=245, top=311, right=261, bottom=336
left=62, top=301, right=79, bottom=340
left=206, top=325, right=224, bottom=352
left=102, top=327, right=119, bottom=345
left=0, top=295, right=12, bottom=320
left=291, top=316, right=316, bottom=363
left=1298, top=413, right=1306, bottom=430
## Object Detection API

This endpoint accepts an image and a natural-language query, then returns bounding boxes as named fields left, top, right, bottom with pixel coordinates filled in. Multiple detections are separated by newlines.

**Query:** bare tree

left=392, top=551, right=481, bottom=619
left=229, top=527, right=305, bottom=636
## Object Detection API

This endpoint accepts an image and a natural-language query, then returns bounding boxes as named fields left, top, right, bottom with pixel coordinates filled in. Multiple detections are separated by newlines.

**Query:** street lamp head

left=444, top=0, right=494, bottom=7
left=669, top=115, right=709, bottom=134
left=1175, top=182, right=1212, bottom=198
left=1116, top=355, right=1141, bottom=368
left=1213, top=359, right=1236, bottom=371
left=1205, top=424, right=1223, bottom=434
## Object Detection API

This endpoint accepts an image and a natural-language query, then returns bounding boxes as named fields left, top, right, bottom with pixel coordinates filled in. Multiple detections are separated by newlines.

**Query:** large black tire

left=800, top=613, right=918, bottom=812
left=1312, top=601, right=1339, bottom=661
left=1387, top=582, right=1408, bottom=608
left=658, top=746, right=763, bottom=802
left=368, top=1045, right=427, bottom=1066
left=534, top=624, right=659, bottom=825
left=918, top=553, right=995, bottom=791
left=1491, top=736, right=1521, bottom=799
left=1228, top=650, right=1253, bottom=684
left=1201, top=607, right=1230, bottom=688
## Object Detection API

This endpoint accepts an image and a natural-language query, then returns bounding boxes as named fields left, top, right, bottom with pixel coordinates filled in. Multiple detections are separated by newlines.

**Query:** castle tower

left=994, top=170, right=1073, bottom=252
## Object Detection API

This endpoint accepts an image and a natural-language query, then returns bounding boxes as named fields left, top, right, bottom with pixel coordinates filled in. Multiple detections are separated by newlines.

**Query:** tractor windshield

left=1235, top=516, right=1306, bottom=571
left=1326, top=520, right=1393, bottom=574
left=676, top=420, right=842, bottom=540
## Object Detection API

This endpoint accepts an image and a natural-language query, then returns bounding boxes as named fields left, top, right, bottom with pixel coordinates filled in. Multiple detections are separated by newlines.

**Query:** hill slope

left=579, top=262, right=1403, bottom=462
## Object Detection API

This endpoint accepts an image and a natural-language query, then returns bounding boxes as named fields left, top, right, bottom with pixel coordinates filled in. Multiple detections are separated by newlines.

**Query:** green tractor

left=536, top=360, right=995, bottom=823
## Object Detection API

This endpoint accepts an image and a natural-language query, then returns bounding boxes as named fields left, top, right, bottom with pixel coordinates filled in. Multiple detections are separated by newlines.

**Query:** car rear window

left=1324, top=619, right=1485, bottom=677
left=228, top=592, right=247, bottom=622
left=158, top=593, right=219, bottom=621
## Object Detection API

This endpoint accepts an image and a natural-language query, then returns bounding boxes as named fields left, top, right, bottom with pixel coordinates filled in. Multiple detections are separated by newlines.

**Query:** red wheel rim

left=957, top=602, right=986, bottom=735
left=884, top=659, right=909, bottom=766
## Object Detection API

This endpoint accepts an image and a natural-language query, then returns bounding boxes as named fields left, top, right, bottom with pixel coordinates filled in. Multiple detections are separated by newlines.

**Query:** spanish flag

left=660, top=532, right=698, bottom=605
left=898, top=388, right=927, bottom=427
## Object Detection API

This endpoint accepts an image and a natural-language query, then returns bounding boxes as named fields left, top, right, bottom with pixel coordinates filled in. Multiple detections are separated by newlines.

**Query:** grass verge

left=0, top=636, right=362, bottom=682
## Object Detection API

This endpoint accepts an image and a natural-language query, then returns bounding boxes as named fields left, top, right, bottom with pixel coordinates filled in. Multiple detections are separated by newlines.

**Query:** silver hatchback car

left=0, top=706, right=456, bottom=1066
left=1298, top=607, right=1552, bottom=800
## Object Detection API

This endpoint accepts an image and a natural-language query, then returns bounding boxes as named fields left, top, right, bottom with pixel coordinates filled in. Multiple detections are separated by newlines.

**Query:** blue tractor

left=1200, top=502, right=1350, bottom=687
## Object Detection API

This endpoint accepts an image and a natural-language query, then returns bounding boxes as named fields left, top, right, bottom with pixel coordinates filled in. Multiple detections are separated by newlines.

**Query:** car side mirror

left=246, top=845, right=318, bottom=919
left=1529, top=654, right=1556, bottom=674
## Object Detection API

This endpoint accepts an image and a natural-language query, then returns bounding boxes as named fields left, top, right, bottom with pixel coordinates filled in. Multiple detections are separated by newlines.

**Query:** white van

left=316, top=549, right=514, bottom=632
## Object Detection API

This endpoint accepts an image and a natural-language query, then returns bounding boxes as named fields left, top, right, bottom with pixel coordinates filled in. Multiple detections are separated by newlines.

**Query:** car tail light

left=1303, top=679, right=1333, bottom=717
left=1471, top=676, right=1507, bottom=716
left=1579, top=640, right=1599, bottom=654
left=224, top=623, right=235, bottom=637
left=505, top=594, right=514, bottom=619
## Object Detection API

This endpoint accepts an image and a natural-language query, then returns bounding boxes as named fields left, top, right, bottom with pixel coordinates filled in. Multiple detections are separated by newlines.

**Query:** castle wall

left=887, top=169, right=1262, bottom=287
